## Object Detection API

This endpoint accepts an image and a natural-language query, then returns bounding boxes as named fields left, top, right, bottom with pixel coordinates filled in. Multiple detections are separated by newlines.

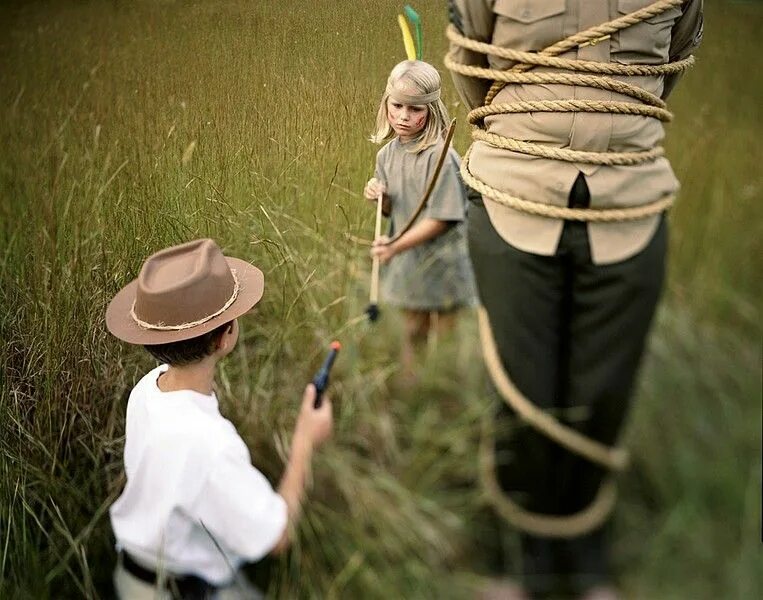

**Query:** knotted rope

left=449, top=0, right=694, bottom=536
left=444, top=0, right=694, bottom=222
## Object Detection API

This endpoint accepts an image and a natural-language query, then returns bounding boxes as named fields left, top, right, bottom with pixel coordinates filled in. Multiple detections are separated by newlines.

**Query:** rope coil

left=445, top=0, right=694, bottom=222
left=480, top=414, right=619, bottom=539
left=478, top=305, right=627, bottom=537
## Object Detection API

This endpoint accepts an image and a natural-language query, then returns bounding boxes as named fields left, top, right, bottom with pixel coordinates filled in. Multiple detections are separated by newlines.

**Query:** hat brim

left=106, top=257, right=264, bottom=345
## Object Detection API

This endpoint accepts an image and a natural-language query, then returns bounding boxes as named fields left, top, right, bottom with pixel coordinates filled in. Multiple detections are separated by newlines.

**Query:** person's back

left=446, top=2, right=703, bottom=599
left=106, top=239, right=333, bottom=599
left=448, top=0, right=704, bottom=263
left=112, top=364, right=288, bottom=583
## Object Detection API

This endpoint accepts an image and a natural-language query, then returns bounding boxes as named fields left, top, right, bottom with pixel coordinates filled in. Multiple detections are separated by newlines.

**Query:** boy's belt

left=121, top=551, right=219, bottom=599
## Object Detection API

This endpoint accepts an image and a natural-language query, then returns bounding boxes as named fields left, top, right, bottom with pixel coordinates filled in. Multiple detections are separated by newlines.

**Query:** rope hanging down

left=450, top=0, right=694, bottom=536
left=477, top=308, right=629, bottom=473
left=480, top=415, right=619, bottom=539
left=477, top=307, right=623, bottom=537
left=444, top=0, right=695, bottom=222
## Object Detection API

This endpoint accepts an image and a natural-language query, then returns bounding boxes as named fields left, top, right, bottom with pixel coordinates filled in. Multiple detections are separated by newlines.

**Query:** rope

left=470, top=130, right=664, bottom=165
left=477, top=307, right=629, bottom=472
left=480, top=414, right=619, bottom=538
left=444, top=0, right=694, bottom=222
left=468, top=100, right=673, bottom=123
left=444, top=66, right=672, bottom=109
left=446, top=29, right=693, bottom=80
left=479, top=0, right=690, bottom=103
left=523, top=0, right=686, bottom=62
left=462, top=146, right=675, bottom=222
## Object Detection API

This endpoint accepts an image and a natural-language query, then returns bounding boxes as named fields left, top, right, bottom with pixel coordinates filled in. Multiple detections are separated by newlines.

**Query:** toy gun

left=312, top=341, right=341, bottom=408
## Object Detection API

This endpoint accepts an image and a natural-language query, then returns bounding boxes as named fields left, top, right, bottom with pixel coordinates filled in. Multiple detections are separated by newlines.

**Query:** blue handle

left=312, top=348, right=339, bottom=408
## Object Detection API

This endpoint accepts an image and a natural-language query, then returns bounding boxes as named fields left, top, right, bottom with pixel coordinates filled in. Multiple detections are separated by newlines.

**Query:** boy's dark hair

left=144, top=322, right=232, bottom=366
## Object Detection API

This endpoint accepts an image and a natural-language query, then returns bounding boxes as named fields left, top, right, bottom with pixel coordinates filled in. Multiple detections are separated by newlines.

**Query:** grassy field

left=1, top=1, right=760, bottom=598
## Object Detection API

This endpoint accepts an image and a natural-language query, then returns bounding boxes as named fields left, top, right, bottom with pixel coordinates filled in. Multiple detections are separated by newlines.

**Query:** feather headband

left=389, top=5, right=438, bottom=104
left=386, top=82, right=440, bottom=105
left=398, top=5, right=423, bottom=61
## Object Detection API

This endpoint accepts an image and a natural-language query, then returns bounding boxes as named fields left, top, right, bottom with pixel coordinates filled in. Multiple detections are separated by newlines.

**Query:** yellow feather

left=397, top=14, right=416, bottom=61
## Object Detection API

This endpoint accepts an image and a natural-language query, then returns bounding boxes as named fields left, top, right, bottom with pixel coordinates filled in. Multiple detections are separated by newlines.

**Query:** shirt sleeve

left=447, top=0, right=497, bottom=110
left=663, top=0, right=704, bottom=98
left=424, top=149, right=468, bottom=222
left=374, top=147, right=387, bottom=184
left=194, top=440, right=288, bottom=562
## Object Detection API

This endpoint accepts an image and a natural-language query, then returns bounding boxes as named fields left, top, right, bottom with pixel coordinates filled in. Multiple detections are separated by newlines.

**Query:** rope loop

left=477, top=306, right=626, bottom=536
left=478, top=307, right=630, bottom=470
left=480, top=413, right=619, bottom=538
left=462, top=146, right=674, bottom=221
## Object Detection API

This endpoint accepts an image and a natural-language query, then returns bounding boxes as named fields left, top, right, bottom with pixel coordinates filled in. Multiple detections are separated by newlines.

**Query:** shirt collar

left=154, top=364, right=220, bottom=415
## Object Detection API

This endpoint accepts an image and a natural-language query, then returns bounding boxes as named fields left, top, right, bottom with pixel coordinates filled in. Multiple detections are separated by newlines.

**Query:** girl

left=364, top=59, right=476, bottom=378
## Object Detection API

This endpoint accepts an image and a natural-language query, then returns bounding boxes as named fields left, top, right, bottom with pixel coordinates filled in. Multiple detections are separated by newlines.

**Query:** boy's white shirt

left=110, top=364, right=287, bottom=585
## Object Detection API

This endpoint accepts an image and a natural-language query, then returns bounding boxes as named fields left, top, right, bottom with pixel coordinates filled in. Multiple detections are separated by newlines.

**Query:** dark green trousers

left=468, top=176, right=666, bottom=594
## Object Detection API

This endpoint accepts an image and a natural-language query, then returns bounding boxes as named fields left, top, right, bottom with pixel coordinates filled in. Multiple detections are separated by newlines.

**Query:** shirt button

left=521, top=8, right=531, bottom=19
left=555, top=182, right=565, bottom=191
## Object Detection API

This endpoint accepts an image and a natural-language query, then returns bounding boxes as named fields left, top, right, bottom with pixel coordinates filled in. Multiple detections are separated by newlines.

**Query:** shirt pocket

left=614, top=0, right=682, bottom=64
left=491, top=0, right=566, bottom=55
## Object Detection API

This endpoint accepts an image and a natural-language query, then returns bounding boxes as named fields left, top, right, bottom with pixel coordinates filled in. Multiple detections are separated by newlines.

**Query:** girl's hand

left=364, top=178, right=386, bottom=201
left=371, top=235, right=397, bottom=264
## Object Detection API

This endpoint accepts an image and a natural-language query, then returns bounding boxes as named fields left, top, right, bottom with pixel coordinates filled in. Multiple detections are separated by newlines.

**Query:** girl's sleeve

left=374, top=147, right=387, bottom=183
left=424, top=149, right=468, bottom=222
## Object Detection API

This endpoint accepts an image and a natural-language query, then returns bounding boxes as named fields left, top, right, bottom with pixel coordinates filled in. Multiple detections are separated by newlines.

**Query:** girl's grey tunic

left=374, top=137, right=476, bottom=311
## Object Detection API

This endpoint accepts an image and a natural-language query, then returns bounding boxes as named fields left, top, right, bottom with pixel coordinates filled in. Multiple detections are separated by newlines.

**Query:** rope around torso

left=445, top=0, right=694, bottom=222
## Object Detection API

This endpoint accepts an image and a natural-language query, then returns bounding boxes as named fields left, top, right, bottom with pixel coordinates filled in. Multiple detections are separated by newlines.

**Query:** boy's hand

left=363, top=178, right=386, bottom=201
left=371, top=235, right=397, bottom=264
left=295, top=384, right=333, bottom=448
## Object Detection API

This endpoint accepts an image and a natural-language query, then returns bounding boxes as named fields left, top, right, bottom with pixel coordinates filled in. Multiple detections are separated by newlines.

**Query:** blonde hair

left=370, top=60, right=450, bottom=153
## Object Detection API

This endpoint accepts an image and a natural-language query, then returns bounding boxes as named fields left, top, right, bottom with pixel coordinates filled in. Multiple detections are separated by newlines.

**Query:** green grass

left=1, top=1, right=760, bottom=598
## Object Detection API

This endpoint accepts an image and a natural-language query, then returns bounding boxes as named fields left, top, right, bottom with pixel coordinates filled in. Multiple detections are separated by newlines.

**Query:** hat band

left=386, top=85, right=440, bottom=105
left=130, top=270, right=240, bottom=331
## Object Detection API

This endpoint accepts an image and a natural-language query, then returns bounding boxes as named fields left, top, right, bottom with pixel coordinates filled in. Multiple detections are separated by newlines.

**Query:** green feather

left=403, top=5, right=423, bottom=60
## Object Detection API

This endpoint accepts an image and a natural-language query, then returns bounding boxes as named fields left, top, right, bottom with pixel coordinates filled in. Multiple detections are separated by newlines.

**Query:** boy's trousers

left=467, top=175, right=666, bottom=592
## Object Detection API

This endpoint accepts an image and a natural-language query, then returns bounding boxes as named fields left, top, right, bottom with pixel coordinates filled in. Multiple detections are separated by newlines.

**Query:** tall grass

left=1, top=1, right=760, bottom=598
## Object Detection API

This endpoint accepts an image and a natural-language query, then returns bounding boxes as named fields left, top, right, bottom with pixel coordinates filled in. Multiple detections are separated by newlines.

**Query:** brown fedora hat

left=106, top=239, right=264, bottom=345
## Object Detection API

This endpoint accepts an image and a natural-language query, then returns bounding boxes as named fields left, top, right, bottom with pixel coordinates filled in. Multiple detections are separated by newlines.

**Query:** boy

left=105, top=238, right=333, bottom=599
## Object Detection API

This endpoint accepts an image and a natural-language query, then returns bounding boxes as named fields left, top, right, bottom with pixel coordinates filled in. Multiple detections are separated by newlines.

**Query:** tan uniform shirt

left=449, top=0, right=704, bottom=264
